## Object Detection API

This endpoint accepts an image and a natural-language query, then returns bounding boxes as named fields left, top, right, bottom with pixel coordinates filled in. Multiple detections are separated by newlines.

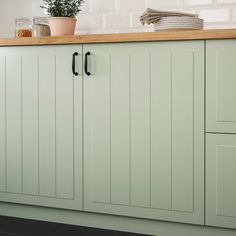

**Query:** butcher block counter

left=0, top=29, right=236, bottom=46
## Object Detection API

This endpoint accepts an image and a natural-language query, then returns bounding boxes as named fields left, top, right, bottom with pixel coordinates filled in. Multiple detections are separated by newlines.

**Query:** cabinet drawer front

left=84, top=41, right=205, bottom=225
left=0, top=45, right=83, bottom=210
left=206, top=133, right=236, bottom=229
left=207, top=40, right=236, bottom=133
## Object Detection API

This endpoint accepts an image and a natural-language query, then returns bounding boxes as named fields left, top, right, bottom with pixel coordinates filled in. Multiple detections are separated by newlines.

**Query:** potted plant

left=41, top=0, right=84, bottom=36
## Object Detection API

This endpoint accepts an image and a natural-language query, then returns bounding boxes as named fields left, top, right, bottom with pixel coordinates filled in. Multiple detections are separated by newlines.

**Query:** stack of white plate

left=154, top=16, right=204, bottom=31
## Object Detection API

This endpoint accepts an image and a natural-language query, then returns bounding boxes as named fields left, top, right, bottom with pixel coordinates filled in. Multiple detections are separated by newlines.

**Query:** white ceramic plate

left=154, top=16, right=204, bottom=31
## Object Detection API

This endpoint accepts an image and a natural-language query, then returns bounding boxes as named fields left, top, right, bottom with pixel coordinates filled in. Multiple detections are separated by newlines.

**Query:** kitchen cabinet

left=83, top=41, right=205, bottom=224
left=206, top=133, right=236, bottom=229
left=0, top=45, right=83, bottom=210
left=0, top=35, right=235, bottom=235
left=206, top=40, right=236, bottom=229
left=207, top=40, right=236, bottom=134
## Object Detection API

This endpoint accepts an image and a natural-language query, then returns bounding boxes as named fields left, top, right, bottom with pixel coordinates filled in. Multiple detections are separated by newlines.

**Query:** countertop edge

left=0, top=29, right=236, bottom=46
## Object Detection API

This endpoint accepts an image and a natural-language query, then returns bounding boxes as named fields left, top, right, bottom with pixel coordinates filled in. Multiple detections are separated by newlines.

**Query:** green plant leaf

left=40, top=0, right=84, bottom=18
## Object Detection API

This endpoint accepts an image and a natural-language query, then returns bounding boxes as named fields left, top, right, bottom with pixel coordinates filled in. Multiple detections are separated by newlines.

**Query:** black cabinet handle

left=85, top=52, right=91, bottom=76
left=72, top=52, right=79, bottom=76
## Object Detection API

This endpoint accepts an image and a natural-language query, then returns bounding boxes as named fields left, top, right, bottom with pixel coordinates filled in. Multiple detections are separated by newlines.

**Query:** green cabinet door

left=206, top=134, right=236, bottom=229
left=207, top=40, right=236, bottom=133
left=0, top=45, right=83, bottom=210
left=84, top=41, right=205, bottom=224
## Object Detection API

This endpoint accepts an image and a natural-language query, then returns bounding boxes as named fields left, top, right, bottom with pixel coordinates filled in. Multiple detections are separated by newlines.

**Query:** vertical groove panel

left=150, top=51, right=172, bottom=210
left=37, top=56, right=40, bottom=196
left=149, top=52, right=152, bottom=209
left=21, top=56, right=23, bottom=194
left=170, top=52, right=173, bottom=210
left=172, top=52, right=194, bottom=212
left=6, top=55, right=22, bottom=194
left=38, top=55, right=56, bottom=197
left=130, top=51, right=151, bottom=208
left=110, top=51, right=130, bottom=206
left=55, top=56, right=57, bottom=198
left=0, top=56, right=6, bottom=191
left=22, top=55, right=39, bottom=195
left=109, top=53, right=112, bottom=204
left=73, top=47, right=83, bottom=209
left=91, top=51, right=111, bottom=203
left=129, top=53, right=131, bottom=207
left=56, top=53, right=74, bottom=199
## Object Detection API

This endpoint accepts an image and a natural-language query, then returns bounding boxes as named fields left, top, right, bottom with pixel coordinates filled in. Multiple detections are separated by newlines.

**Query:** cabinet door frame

left=0, top=45, right=83, bottom=210
left=206, top=133, right=236, bottom=229
left=206, top=39, right=236, bottom=134
left=83, top=41, right=205, bottom=225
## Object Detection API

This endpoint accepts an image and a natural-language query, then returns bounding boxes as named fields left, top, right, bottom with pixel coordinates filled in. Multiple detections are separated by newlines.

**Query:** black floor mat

left=0, top=216, right=147, bottom=236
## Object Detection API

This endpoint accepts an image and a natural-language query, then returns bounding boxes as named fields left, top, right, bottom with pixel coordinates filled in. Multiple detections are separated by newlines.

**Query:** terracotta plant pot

left=48, top=17, right=77, bottom=36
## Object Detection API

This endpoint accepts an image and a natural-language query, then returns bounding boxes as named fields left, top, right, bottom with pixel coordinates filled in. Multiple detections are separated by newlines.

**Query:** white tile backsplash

left=90, top=0, right=117, bottom=12
left=149, top=0, right=179, bottom=9
left=1, top=0, right=236, bottom=37
left=217, top=0, right=236, bottom=3
left=77, top=13, right=103, bottom=30
left=200, top=8, right=230, bottom=22
left=104, top=13, right=131, bottom=29
left=182, top=0, right=212, bottom=6
left=119, top=0, right=147, bottom=12
left=31, top=0, right=44, bottom=16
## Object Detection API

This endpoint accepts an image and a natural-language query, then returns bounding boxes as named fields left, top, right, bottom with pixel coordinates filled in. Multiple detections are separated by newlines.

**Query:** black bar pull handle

left=72, top=52, right=79, bottom=76
left=85, top=52, right=91, bottom=76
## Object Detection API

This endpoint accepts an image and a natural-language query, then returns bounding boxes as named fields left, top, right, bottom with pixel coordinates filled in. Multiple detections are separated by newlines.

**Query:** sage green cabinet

left=0, top=45, right=83, bottom=210
left=206, top=134, right=236, bottom=229
left=83, top=41, right=205, bottom=224
left=207, top=40, right=236, bottom=134
left=206, top=39, right=236, bottom=230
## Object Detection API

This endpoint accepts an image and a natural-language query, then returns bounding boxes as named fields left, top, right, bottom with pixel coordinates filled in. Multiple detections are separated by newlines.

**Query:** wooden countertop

left=0, top=29, right=236, bottom=46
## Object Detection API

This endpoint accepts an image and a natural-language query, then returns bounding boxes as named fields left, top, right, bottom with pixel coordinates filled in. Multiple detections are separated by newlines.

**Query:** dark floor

left=0, top=216, right=148, bottom=236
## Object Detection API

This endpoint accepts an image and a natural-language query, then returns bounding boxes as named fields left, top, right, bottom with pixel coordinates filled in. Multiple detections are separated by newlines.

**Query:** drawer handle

left=85, top=52, right=91, bottom=76
left=72, top=52, right=79, bottom=76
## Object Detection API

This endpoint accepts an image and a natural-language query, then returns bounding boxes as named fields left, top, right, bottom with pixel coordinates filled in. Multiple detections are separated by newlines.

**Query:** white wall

left=0, top=0, right=236, bottom=37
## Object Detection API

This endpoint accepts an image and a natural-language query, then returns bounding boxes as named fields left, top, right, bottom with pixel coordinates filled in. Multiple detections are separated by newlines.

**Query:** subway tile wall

left=0, top=0, right=236, bottom=37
